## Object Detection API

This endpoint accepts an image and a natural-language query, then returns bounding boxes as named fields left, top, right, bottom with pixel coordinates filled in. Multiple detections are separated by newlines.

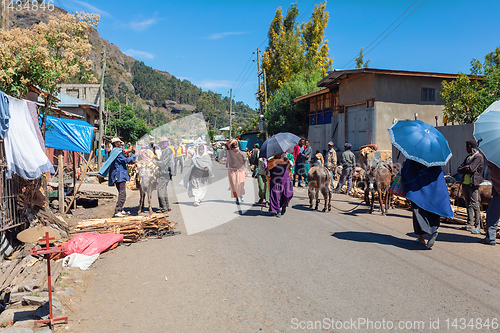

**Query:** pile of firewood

left=73, top=214, right=178, bottom=242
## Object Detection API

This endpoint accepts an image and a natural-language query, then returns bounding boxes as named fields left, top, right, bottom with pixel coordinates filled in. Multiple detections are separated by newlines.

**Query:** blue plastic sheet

left=44, top=115, right=94, bottom=153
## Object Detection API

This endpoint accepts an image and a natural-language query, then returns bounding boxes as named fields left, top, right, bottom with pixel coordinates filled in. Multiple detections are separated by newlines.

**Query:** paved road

left=69, top=162, right=500, bottom=332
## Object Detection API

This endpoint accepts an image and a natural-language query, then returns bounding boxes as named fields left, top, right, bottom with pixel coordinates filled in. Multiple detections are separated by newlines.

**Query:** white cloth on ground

left=4, top=96, right=54, bottom=179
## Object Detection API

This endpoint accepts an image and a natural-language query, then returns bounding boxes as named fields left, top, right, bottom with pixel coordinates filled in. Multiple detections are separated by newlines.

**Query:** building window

left=318, top=112, right=324, bottom=125
left=324, top=110, right=332, bottom=124
left=310, top=114, right=316, bottom=125
left=421, top=88, right=435, bottom=101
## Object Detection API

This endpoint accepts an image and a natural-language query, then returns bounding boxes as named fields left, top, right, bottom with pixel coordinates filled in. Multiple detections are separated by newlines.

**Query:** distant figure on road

left=155, top=137, right=174, bottom=213
left=183, top=145, right=213, bottom=206
left=334, top=143, right=355, bottom=194
left=303, top=140, right=313, bottom=185
left=326, top=142, right=337, bottom=193
left=401, top=160, right=453, bottom=248
left=174, top=141, right=184, bottom=175
left=293, top=138, right=306, bottom=187
left=479, top=161, right=500, bottom=246
left=226, top=139, right=248, bottom=204
left=457, top=140, right=484, bottom=234
left=249, top=143, right=260, bottom=178
left=267, top=153, right=293, bottom=218
left=257, top=157, right=270, bottom=208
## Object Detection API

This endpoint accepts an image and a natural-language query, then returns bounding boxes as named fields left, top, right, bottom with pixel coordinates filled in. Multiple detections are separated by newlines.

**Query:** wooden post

left=72, top=151, right=76, bottom=210
left=58, top=151, right=64, bottom=214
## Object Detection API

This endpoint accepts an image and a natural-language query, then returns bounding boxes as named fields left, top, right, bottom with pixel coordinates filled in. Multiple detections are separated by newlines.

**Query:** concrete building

left=294, top=68, right=472, bottom=155
left=58, top=84, right=101, bottom=106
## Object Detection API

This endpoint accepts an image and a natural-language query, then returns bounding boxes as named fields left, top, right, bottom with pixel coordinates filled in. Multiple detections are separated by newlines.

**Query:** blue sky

left=61, top=0, right=500, bottom=110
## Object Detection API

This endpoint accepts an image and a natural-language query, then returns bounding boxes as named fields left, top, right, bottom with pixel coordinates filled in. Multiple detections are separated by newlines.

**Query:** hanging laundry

left=0, top=91, right=10, bottom=139
left=26, top=100, right=44, bottom=149
left=4, top=96, right=54, bottom=180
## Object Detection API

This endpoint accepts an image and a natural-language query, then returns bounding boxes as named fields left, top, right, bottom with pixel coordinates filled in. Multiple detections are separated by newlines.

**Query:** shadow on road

left=291, top=204, right=313, bottom=211
left=406, top=232, right=480, bottom=244
left=331, top=231, right=428, bottom=250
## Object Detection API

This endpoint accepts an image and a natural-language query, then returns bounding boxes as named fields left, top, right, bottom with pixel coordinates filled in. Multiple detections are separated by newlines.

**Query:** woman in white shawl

left=182, top=145, right=213, bottom=206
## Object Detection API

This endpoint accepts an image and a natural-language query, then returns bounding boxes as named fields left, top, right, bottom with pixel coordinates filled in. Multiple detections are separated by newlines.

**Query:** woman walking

left=401, top=159, right=453, bottom=248
left=183, top=145, right=213, bottom=206
left=226, top=139, right=248, bottom=204
left=267, top=153, right=294, bottom=218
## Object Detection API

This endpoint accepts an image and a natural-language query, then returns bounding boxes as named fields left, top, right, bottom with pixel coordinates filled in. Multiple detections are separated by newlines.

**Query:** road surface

left=67, top=161, right=500, bottom=332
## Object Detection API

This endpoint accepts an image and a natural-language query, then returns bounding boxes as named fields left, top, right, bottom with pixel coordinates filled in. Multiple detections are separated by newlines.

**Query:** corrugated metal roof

left=317, top=68, right=483, bottom=87
left=38, top=91, right=98, bottom=108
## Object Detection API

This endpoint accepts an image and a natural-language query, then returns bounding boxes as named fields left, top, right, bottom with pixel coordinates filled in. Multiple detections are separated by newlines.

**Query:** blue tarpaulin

left=44, top=115, right=94, bottom=153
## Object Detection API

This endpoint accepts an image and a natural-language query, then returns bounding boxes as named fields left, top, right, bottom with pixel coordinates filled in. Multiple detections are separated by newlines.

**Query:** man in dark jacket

left=457, top=140, right=484, bottom=233
left=107, top=137, right=136, bottom=217
left=249, top=143, right=260, bottom=178
left=155, top=137, right=174, bottom=212
left=334, top=143, right=356, bottom=194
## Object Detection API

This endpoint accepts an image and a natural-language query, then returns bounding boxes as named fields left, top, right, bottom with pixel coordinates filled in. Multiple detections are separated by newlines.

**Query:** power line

left=340, top=0, right=425, bottom=69
left=234, top=61, right=257, bottom=98
left=231, top=52, right=255, bottom=91
left=364, top=0, right=427, bottom=58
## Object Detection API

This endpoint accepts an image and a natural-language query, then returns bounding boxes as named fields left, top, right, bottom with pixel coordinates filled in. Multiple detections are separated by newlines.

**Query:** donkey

left=136, top=161, right=159, bottom=216
left=307, top=166, right=332, bottom=212
left=366, top=163, right=394, bottom=215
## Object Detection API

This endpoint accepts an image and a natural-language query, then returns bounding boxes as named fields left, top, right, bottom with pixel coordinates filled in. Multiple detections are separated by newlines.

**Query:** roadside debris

left=73, top=213, right=179, bottom=242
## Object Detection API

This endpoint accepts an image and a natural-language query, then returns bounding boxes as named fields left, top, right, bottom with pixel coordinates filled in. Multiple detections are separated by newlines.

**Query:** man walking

left=174, top=141, right=184, bottom=175
left=293, top=138, right=305, bottom=187
left=303, top=140, right=313, bottom=186
left=479, top=160, right=500, bottom=246
left=98, top=137, right=136, bottom=217
left=156, top=137, right=174, bottom=213
left=457, top=140, right=484, bottom=234
left=249, top=143, right=260, bottom=178
left=334, top=143, right=355, bottom=194
left=326, top=142, right=337, bottom=193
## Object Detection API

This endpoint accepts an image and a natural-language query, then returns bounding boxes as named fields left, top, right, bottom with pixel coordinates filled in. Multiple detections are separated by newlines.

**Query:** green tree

left=262, top=2, right=332, bottom=100
left=440, top=45, right=500, bottom=124
left=355, top=47, right=370, bottom=68
left=265, top=70, right=324, bottom=136
left=301, top=1, right=332, bottom=73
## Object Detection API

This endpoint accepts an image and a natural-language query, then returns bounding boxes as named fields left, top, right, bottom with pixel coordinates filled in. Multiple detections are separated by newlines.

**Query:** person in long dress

left=257, top=157, right=270, bottom=207
left=401, top=159, right=454, bottom=248
left=267, top=153, right=294, bottom=218
left=226, top=139, right=248, bottom=204
left=182, top=145, right=213, bottom=206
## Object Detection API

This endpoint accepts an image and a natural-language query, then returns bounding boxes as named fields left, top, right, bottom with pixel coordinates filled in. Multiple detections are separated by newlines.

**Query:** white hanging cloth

left=4, top=96, right=54, bottom=179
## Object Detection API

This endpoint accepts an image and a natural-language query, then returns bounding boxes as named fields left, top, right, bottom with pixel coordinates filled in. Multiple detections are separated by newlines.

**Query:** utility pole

left=229, top=88, right=233, bottom=139
left=98, top=45, right=106, bottom=167
left=1, top=2, right=9, bottom=30
left=256, top=48, right=262, bottom=115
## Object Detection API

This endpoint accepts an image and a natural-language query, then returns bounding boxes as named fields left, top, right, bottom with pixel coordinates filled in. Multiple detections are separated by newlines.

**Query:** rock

left=0, top=327, right=34, bottom=332
left=0, top=308, right=37, bottom=326
left=36, top=328, right=53, bottom=333
left=61, top=288, right=73, bottom=297
left=34, top=298, right=62, bottom=320
left=22, top=296, right=47, bottom=307
left=50, top=200, right=59, bottom=210
left=11, top=319, right=36, bottom=329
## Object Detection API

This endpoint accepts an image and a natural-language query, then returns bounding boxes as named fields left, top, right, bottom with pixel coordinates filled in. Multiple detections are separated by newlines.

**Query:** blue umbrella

left=474, top=99, right=500, bottom=167
left=259, top=132, right=300, bottom=158
left=388, top=120, right=452, bottom=167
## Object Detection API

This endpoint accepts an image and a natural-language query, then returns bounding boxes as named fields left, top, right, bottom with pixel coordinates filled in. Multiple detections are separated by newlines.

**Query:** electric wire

left=340, top=0, right=426, bottom=69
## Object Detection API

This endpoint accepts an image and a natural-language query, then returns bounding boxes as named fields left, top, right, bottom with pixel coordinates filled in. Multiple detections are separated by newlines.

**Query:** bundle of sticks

left=73, top=213, right=178, bottom=242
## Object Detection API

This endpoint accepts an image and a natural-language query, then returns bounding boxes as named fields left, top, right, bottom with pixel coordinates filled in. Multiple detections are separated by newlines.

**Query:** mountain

left=8, top=4, right=257, bottom=131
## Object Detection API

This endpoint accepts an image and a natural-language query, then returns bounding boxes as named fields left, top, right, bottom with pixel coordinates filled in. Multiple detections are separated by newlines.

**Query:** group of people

left=98, top=137, right=214, bottom=216
left=98, top=134, right=499, bottom=248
